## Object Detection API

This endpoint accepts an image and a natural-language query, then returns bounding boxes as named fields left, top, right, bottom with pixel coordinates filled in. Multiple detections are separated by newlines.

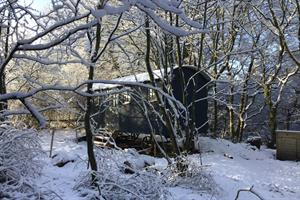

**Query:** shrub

left=0, top=123, right=43, bottom=199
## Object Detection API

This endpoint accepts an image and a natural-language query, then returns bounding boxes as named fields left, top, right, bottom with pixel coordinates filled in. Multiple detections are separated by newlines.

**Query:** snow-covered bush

left=82, top=169, right=169, bottom=200
left=75, top=147, right=219, bottom=199
left=165, top=154, right=218, bottom=194
left=0, top=123, right=43, bottom=199
left=75, top=148, right=170, bottom=200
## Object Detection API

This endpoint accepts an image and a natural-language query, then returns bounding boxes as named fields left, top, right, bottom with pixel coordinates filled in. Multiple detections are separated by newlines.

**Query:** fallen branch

left=235, top=185, right=265, bottom=200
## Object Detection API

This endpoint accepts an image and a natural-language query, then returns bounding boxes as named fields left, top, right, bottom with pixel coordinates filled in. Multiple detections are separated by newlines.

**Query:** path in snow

left=38, top=130, right=88, bottom=200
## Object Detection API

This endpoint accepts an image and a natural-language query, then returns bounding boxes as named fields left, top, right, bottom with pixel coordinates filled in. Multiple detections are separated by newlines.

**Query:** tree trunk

left=197, top=0, right=208, bottom=69
left=85, top=80, right=98, bottom=174
left=269, top=106, right=278, bottom=148
left=263, top=84, right=278, bottom=148
left=228, top=84, right=235, bottom=140
left=84, top=4, right=105, bottom=180
left=285, top=111, right=291, bottom=130
left=0, top=13, right=10, bottom=114
left=238, top=118, right=245, bottom=142
left=228, top=107, right=234, bottom=139
left=213, top=83, right=218, bottom=136
left=0, top=75, right=7, bottom=112
left=145, top=16, right=180, bottom=155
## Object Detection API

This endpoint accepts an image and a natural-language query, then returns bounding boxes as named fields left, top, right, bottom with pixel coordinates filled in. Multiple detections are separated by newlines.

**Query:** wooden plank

left=278, top=134, right=299, bottom=138
left=277, top=138, right=296, bottom=147
left=277, top=138, right=297, bottom=160
left=276, top=130, right=300, bottom=160
left=282, top=138, right=296, bottom=149
left=276, top=130, right=300, bottom=134
left=276, top=130, right=300, bottom=141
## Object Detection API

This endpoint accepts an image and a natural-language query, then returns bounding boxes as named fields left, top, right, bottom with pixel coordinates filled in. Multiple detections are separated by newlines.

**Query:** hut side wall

left=118, top=100, right=162, bottom=134
left=171, top=68, right=209, bottom=134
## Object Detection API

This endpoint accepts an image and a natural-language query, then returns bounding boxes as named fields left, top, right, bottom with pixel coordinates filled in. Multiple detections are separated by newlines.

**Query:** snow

left=89, top=0, right=208, bottom=37
left=37, top=130, right=89, bottom=200
left=93, top=69, right=165, bottom=90
left=197, top=137, right=300, bottom=200
left=92, top=65, right=211, bottom=90
left=169, top=187, right=215, bottom=200
left=35, top=130, right=300, bottom=200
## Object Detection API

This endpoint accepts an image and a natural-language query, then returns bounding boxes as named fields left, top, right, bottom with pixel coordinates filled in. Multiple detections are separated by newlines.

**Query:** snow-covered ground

left=198, top=137, right=300, bottom=200
left=37, top=130, right=300, bottom=200
left=38, top=130, right=88, bottom=200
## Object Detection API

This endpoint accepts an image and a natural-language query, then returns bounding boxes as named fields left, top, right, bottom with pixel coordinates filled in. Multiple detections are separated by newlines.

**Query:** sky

left=23, top=0, right=51, bottom=11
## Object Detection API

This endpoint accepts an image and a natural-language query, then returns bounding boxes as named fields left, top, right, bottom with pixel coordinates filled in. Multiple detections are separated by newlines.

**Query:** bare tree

left=250, top=0, right=300, bottom=147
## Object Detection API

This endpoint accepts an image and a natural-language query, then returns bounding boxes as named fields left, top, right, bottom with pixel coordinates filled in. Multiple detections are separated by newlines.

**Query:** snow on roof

left=93, top=65, right=211, bottom=90
left=93, top=69, right=166, bottom=90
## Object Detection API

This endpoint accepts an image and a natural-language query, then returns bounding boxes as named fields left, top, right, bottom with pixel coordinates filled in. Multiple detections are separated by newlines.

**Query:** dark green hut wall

left=171, top=68, right=209, bottom=134
left=118, top=100, right=160, bottom=133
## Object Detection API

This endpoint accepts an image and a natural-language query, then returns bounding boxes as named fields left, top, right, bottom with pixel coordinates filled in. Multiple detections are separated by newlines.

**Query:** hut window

left=149, top=89, right=156, bottom=101
left=121, top=92, right=131, bottom=104
left=112, top=94, right=119, bottom=106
